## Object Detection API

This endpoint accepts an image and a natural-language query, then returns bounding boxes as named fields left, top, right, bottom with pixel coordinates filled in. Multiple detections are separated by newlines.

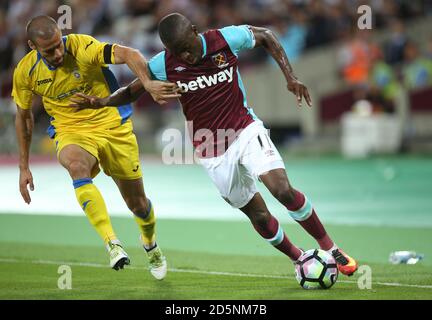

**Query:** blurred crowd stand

left=1, top=0, right=432, bottom=156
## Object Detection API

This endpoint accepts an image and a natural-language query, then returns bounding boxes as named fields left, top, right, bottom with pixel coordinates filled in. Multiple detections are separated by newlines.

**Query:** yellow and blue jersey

left=11, top=34, right=132, bottom=137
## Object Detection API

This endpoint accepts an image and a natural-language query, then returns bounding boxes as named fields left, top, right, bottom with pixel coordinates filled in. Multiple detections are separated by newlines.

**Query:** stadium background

left=0, top=0, right=431, bottom=299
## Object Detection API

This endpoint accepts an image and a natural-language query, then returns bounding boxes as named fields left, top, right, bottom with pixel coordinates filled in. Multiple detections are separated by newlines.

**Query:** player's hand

left=19, top=168, right=34, bottom=204
left=287, top=78, right=312, bottom=107
left=69, top=93, right=105, bottom=110
left=144, top=80, right=181, bottom=105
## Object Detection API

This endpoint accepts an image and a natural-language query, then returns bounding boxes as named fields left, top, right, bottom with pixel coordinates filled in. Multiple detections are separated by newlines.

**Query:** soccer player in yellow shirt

left=12, top=16, right=179, bottom=279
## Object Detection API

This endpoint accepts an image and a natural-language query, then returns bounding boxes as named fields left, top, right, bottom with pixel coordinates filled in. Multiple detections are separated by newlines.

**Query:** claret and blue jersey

left=148, top=25, right=262, bottom=153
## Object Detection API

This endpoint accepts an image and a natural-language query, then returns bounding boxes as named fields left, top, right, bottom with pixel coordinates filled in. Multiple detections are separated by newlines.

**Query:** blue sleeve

left=148, top=51, right=167, bottom=81
left=219, top=25, right=256, bottom=56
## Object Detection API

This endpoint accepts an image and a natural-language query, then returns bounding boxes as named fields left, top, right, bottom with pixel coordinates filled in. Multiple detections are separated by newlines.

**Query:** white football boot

left=140, top=236, right=167, bottom=280
left=107, top=240, right=130, bottom=271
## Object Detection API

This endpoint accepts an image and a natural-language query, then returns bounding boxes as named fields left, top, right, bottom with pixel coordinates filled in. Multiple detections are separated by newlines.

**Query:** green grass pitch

left=1, top=156, right=431, bottom=299
left=0, top=215, right=431, bottom=299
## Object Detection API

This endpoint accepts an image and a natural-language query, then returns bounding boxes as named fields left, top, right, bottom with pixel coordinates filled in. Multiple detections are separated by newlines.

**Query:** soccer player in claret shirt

left=71, top=13, right=358, bottom=276
left=12, top=16, right=181, bottom=278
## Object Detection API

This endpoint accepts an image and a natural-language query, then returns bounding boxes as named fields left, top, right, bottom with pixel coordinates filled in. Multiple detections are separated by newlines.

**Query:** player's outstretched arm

left=70, top=78, right=145, bottom=110
left=250, top=26, right=312, bottom=107
left=113, top=45, right=181, bottom=104
left=15, top=106, right=35, bottom=204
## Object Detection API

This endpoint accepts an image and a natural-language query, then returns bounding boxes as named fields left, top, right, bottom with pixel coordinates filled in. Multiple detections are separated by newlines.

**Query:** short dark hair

left=26, top=15, right=59, bottom=43
left=158, top=13, right=192, bottom=48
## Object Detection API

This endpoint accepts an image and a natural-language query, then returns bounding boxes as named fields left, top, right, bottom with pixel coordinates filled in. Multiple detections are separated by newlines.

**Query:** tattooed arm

left=250, top=26, right=312, bottom=107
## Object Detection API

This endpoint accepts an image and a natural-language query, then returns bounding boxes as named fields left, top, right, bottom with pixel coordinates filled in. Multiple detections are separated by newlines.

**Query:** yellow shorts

left=54, top=120, right=142, bottom=180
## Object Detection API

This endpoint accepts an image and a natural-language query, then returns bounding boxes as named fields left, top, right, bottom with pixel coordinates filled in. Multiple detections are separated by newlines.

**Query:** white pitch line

left=1, top=258, right=432, bottom=289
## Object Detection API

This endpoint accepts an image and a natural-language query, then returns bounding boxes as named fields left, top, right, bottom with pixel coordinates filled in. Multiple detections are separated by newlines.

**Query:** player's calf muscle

left=240, top=194, right=271, bottom=226
left=249, top=209, right=270, bottom=227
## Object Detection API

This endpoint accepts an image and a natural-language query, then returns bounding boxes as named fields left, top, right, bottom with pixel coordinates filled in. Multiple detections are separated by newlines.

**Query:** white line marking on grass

left=1, top=258, right=431, bottom=289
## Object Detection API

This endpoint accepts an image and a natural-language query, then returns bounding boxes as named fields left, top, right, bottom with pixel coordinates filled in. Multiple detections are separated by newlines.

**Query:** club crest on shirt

left=212, top=52, right=229, bottom=68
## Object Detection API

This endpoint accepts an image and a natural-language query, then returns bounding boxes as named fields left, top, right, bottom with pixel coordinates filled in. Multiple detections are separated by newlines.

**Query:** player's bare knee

left=67, top=161, right=91, bottom=179
left=126, top=197, right=149, bottom=218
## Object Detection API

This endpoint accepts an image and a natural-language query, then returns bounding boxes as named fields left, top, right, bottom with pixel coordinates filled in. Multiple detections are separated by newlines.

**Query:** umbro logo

left=37, top=78, right=53, bottom=86
left=175, top=66, right=186, bottom=72
left=265, top=150, right=275, bottom=157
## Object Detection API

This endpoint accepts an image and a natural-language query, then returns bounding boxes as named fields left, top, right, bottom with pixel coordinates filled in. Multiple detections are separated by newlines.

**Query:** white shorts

left=199, top=121, right=285, bottom=208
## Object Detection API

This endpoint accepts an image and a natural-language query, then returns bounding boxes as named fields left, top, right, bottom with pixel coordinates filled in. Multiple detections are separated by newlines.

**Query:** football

left=295, top=249, right=338, bottom=290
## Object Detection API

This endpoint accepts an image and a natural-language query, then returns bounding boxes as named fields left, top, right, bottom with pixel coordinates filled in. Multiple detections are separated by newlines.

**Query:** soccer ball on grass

left=295, top=249, right=338, bottom=289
